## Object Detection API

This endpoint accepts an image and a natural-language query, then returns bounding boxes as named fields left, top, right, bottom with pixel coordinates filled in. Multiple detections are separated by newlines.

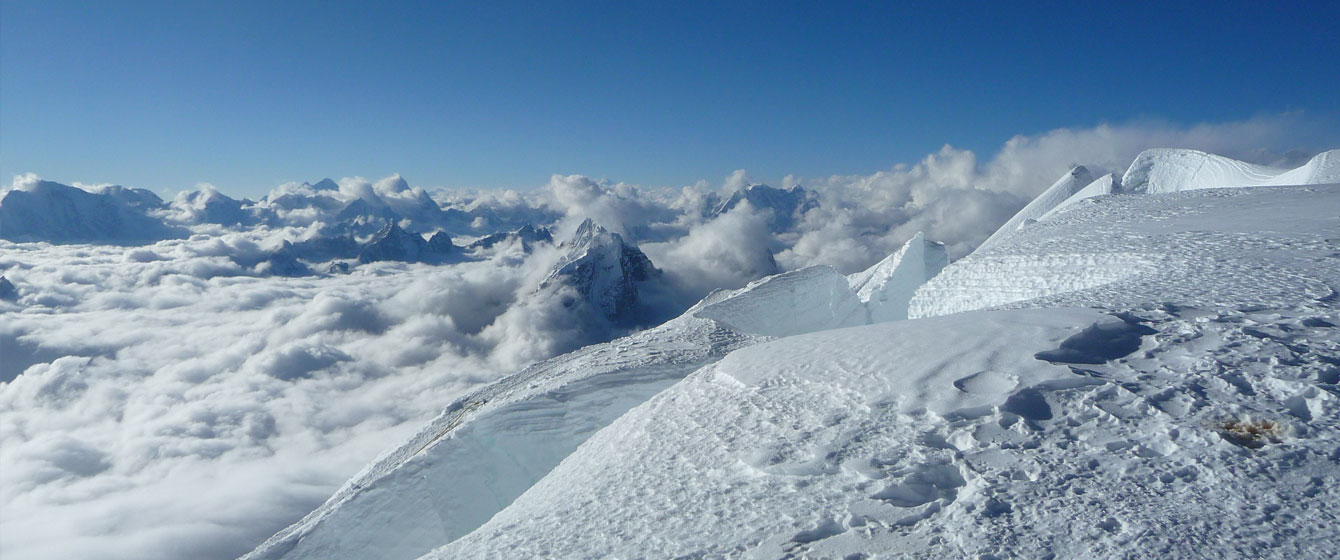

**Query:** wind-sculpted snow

left=412, top=178, right=1340, bottom=558
left=846, top=232, right=948, bottom=323
left=1038, top=172, right=1117, bottom=221
left=242, top=314, right=763, bottom=560
left=1120, top=148, right=1340, bottom=194
left=694, top=233, right=947, bottom=337
left=976, top=166, right=1093, bottom=250
left=433, top=298, right=1340, bottom=558
left=911, top=183, right=1340, bottom=318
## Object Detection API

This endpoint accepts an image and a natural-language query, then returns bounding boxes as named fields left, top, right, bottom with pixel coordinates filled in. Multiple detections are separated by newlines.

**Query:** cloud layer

left=1, top=115, right=1331, bottom=560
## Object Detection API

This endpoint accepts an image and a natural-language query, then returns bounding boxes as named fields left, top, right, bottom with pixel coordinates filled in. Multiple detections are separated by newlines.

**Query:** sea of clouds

left=0, top=116, right=1325, bottom=560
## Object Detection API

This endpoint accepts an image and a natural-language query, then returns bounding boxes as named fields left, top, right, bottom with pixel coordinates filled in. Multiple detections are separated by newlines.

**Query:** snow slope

left=691, top=266, right=864, bottom=337
left=1038, top=172, right=1117, bottom=221
left=242, top=232, right=950, bottom=560
left=913, top=150, right=1340, bottom=318
left=976, top=166, right=1093, bottom=251
left=847, top=232, right=949, bottom=323
left=428, top=181, right=1340, bottom=559
left=241, top=313, right=765, bottom=560
left=693, top=233, right=948, bottom=336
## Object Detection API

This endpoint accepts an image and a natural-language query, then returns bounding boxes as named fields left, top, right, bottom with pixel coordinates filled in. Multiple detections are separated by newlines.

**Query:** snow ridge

left=693, top=233, right=948, bottom=337
left=976, top=166, right=1093, bottom=251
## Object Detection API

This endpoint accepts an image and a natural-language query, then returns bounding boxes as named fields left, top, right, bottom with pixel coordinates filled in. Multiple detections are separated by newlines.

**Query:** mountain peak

left=310, top=178, right=340, bottom=192
left=544, top=221, right=660, bottom=321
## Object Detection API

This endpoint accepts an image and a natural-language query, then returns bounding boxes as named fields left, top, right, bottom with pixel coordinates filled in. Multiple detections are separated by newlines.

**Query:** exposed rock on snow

left=466, top=224, right=552, bottom=252
left=541, top=219, right=660, bottom=321
left=356, top=223, right=460, bottom=264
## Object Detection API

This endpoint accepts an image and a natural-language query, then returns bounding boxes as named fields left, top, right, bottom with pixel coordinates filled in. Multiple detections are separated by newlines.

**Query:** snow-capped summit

left=0, top=179, right=184, bottom=243
left=168, top=185, right=254, bottom=226
left=356, top=222, right=459, bottom=264
left=307, top=178, right=341, bottom=192
left=375, top=174, right=411, bottom=194
left=467, top=224, right=553, bottom=251
left=543, top=219, right=660, bottom=321
left=712, top=184, right=817, bottom=230
left=334, top=198, right=398, bottom=228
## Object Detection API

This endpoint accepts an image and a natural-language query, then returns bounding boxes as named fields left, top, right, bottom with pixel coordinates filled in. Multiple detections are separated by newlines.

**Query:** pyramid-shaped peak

left=310, top=178, right=340, bottom=191
left=565, top=218, right=615, bottom=250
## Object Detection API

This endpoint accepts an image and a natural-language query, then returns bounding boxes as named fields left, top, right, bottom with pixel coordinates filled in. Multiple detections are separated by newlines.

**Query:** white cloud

left=2, top=114, right=1331, bottom=559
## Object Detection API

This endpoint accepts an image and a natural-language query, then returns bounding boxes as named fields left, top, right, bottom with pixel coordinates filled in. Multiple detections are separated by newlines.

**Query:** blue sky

left=2, top=1, right=1337, bottom=197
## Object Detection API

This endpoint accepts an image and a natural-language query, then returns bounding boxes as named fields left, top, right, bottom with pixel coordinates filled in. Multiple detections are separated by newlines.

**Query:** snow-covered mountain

left=245, top=147, right=1340, bottom=559
left=167, top=186, right=258, bottom=227
left=0, top=180, right=184, bottom=243
left=540, top=219, right=661, bottom=322
left=712, top=183, right=818, bottom=230
left=356, top=223, right=460, bottom=265
left=466, top=224, right=552, bottom=251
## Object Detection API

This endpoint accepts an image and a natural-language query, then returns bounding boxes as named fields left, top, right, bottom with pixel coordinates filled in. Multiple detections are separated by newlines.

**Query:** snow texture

left=976, top=166, right=1093, bottom=251
left=693, top=233, right=947, bottom=337
left=424, top=179, right=1340, bottom=559
left=1120, top=148, right=1340, bottom=194
left=241, top=314, right=763, bottom=560
left=913, top=150, right=1340, bottom=318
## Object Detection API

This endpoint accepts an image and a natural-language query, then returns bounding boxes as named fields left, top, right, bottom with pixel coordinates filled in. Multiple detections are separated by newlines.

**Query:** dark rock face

left=0, top=276, right=17, bottom=301
left=357, top=223, right=461, bottom=264
left=542, top=219, right=661, bottom=321
left=468, top=225, right=554, bottom=251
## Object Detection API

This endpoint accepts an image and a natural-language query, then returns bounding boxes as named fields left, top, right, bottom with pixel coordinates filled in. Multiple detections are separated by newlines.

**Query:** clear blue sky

left=2, top=0, right=1337, bottom=197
